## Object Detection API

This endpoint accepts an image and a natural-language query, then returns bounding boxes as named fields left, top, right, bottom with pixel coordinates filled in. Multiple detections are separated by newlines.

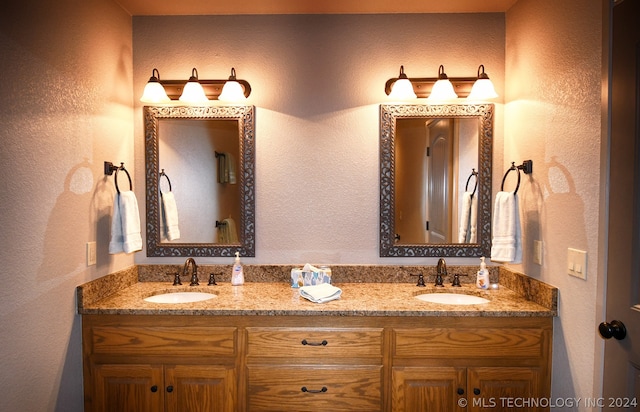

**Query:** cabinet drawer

left=246, top=327, right=383, bottom=359
left=248, top=365, right=382, bottom=411
left=89, top=326, right=236, bottom=357
left=393, top=328, right=547, bottom=359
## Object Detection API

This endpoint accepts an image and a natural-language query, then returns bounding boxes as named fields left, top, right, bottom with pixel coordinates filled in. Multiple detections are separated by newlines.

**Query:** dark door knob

left=598, top=320, right=627, bottom=340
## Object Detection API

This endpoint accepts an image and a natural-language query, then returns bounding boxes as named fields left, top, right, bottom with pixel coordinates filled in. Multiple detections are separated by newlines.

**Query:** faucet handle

left=172, top=273, right=182, bottom=286
left=208, top=273, right=218, bottom=286
left=451, top=274, right=467, bottom=287
left=411, top=272, right=426, bottom=287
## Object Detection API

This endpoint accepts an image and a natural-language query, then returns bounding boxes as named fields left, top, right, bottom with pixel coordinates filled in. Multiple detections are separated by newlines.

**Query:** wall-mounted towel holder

left=465, top=168, right=478, bottom=197
left=501, top=160, right=533, bottom=195
left=215, top=220, right=228, bottom=228
left=159, top=169, right=172, bottom=194
left=104, top=161, right=132, bottom=194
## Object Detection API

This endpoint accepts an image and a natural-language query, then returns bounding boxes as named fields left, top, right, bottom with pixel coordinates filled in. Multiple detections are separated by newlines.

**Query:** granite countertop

left=77, top=266, right=557, bottom=317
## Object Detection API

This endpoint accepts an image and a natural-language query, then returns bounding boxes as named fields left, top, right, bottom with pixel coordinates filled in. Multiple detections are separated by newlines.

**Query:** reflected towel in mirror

left=218, top=217, right=238, bottom=244
left=217, top=152, right=236, bottom=184
left=458, top=192, right=478, bottom=243
left=161, top=191, right=180, bottom=241
left=109, top=191, right=142, bottom=254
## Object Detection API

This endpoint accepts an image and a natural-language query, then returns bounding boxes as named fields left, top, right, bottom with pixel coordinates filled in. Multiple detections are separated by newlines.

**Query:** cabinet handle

left=150, top=385, right=158, bottom=393
left=457, top=388, right=464, bottom=395
left=166, top=385, right=174, bottom=393
left=301, top=386, right=328, bottom=393
left=301, top=339, right=328, bottom=346
left=473, top=388, right=480, bottom=395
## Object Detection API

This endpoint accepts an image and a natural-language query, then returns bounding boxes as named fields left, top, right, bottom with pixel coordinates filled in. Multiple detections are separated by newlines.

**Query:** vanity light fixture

left=384, top=64, right=498, bottom=100
left=388, top=66, right=417, bottom=100
left=427, top=65, right=458, bottom=101
left=179, top=68, right=209, bottom=103
left=139, top=67, right=252, bottom=104
left=218, top=68, right=248, bottom=102
left=140, top=68, right=171, bottom=103
left=467, top=64, right=498, bottom=100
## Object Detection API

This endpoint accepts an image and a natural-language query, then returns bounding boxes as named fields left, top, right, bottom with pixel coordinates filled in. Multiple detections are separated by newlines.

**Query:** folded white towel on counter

left=490, top=191, right=522, bottom=263
left=109, top=191, right=143, bottom=254
left=161, top=191, right=180, bottom=241
left=299, top=283, right=342, bottom=303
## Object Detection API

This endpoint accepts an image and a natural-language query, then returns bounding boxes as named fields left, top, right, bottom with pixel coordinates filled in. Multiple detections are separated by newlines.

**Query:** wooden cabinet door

left=165, top=365, right=236, bottom=412
left=392, top=366, right=466, bottom=412
left=467, top=367, right=543, bottom=412
left=91, top=364, right=163, bottom=412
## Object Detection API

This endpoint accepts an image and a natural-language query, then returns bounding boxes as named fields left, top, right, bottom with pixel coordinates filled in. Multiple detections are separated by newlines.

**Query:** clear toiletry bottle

left=231, top=252, right=244, bottom=286
left=476, top=256, right=490, bottom=289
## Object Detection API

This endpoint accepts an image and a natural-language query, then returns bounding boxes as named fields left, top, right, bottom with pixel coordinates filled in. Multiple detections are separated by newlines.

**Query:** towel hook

left=500, top=160, right=533, bottom=195
left=465, top=168, right=478, bottom=197
left=159, top=169, right=172, bottom=194
left=104, top=161, right=132, bottom=194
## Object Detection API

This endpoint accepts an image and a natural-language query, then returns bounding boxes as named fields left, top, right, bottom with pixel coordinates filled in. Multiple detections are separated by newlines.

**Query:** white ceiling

left=115, top=0, right=517, bottom=16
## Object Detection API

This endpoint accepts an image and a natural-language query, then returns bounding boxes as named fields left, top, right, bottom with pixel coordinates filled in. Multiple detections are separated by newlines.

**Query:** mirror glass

left=144, top=106, right=255, bottom=257
left=380, top=104, right=493, bottom=257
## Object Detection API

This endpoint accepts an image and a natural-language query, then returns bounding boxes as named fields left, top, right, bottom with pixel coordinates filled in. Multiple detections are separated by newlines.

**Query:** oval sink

left=144, top=292, right=217, bottom=304
left=415, top=293, right=489, bottom=305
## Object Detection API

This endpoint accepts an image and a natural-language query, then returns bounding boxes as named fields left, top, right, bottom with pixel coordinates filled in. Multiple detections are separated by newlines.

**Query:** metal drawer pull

left=301, top=339, right=328, bottom=346
left=301, top=386, right=328, bottom=393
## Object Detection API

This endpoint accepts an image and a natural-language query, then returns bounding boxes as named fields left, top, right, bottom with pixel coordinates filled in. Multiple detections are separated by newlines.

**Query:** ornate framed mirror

left=380, top=103, right=493, bottom=257
left=144, top=105, right=255, bottom=257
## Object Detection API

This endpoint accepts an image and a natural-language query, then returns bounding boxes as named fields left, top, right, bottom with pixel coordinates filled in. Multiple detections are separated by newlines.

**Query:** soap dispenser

left=476, top=256, right=490, bottom=290
left=231, top=252, right=244, bottom=286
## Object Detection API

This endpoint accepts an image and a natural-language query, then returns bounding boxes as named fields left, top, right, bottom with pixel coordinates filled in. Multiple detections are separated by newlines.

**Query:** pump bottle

left=476, top=256, right=490, bottom=289
left=231, top=252, right=244, bottom=286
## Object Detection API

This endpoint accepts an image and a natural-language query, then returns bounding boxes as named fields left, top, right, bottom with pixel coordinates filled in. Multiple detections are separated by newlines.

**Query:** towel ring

left=114, top=163, right=132, bottom=194
left=465, top=169, right=478, bottom=197
left=501, top=162, right=521, bottom=194
left=159, top=169, right=172, bottom=194
left=501, top=160, right=533, bottom=195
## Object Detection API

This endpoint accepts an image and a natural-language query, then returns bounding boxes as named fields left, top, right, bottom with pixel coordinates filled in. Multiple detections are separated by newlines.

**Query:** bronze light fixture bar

left=384, top=76, right=476, bottom=98
left=141, top=67, right=252, bottom=102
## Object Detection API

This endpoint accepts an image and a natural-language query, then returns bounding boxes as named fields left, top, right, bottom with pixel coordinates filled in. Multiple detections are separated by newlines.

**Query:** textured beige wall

left=132, top=13, right=506, bottom=265
left=505, top=0, right=603, bottom=403
left=0, top=0, right=133, bottom=410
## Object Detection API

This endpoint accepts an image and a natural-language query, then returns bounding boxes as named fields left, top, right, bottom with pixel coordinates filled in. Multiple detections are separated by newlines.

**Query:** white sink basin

left=415, top=293, right=489, bottom=305
left=144, top=292, right=217, bottom=304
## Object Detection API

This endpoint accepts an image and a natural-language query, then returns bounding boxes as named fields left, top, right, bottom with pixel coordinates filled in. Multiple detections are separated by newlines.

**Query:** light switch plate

left=567, top=248, right=587, bottom=279
left=87, top=241, right=96, bottom=266
left=533, top=240, right=543, bottom=265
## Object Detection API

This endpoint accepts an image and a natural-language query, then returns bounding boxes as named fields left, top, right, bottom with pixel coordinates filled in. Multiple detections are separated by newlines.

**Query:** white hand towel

left=161, top=191, right=180, bottom=241
left=299, top=284, right=342, bottom=303
left=108, top=194, right=124, bottom=254
left=490, top=191, right=522, bottom=263
left=109, top=191, right=142, bottom=254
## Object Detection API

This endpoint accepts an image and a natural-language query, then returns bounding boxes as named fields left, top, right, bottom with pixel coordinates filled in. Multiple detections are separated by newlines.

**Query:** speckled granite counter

left=77, top=265, right=557, bottom=317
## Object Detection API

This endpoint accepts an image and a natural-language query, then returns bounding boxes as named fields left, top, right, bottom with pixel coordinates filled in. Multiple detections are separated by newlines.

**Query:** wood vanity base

left=82, top=314, right=552, bottom=411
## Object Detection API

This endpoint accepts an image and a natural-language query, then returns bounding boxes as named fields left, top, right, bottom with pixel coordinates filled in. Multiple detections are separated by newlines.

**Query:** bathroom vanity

left=78, top=266, right=556, bottom=412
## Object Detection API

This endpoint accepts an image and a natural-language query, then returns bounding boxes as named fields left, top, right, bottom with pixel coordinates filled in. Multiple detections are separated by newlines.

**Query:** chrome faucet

left=435, top=258, right=446, bottom=287
left=183, top=257, right=199, bottom=286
